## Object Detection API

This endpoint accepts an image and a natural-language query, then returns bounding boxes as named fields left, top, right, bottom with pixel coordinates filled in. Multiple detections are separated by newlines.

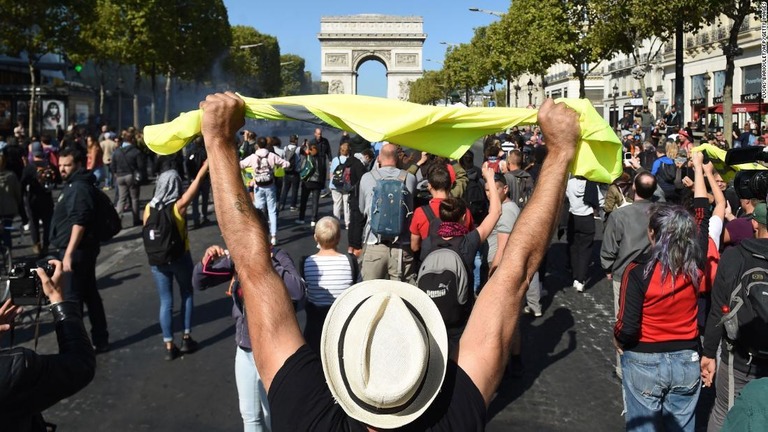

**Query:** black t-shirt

left=268, top=345, right=486, bottom=431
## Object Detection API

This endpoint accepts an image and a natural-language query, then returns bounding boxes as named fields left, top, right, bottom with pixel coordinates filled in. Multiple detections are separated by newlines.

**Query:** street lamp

left=468, top=7, right=504, bottom=17
left=439, top=41, right=459, bottom=47
left=425, top=59, right=443, bottom=66
left=280, top=61, right=294, bottom=66
left=527, top=78, right=535, bottom=106
left=513, top=84, right=521, bottom=108
left=612, top=82, right=619, bottom=129
left=239, top=43, right=264, bottom=49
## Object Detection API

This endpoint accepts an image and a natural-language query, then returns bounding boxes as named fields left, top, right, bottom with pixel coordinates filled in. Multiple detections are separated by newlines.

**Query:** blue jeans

left=254, top=184, right=277, bottom=236
left=235, top=347, right=271, bottom=431
left=621, top=349, right=701, bottom=432
left=150, top=251, right=194, bottom=343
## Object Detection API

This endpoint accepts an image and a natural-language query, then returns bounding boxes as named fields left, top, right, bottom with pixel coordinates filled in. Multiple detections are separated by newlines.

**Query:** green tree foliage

left=408, top=70, right=447, bottom=105
left=0, top=0, right=96, bottom=133
left=280, top=54, right=307, bottom=96
left=225, top=26, right=282, bottom=97
left=443, top=44, right=487, bottom=105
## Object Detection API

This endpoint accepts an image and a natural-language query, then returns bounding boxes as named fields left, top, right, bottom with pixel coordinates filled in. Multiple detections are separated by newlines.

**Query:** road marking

left=95, top=226, right=144, bottom=278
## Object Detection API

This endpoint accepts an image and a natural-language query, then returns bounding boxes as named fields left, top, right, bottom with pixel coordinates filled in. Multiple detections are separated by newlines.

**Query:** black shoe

left=165, top=344, right=180, bottom=361
left=201, top=218, right=211, bottom=226
left=180, top=336, right=198, bottom=354
left=94, top=342, right=110, bottom=354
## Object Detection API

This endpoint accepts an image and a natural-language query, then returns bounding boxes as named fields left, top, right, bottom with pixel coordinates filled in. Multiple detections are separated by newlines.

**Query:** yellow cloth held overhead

left=143, top=94, right=623, bottom=183
left=691, top=143, right=767, bottom=182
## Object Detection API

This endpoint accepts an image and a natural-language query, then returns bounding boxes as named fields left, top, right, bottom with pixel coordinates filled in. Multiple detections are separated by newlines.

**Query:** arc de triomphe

left=318, top=15, right=426, bottom=100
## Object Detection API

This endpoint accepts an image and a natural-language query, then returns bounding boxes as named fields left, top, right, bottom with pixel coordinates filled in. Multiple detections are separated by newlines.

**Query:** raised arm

left=201, top=93, right=304, bottom=392
left=457, top=99, right=579, bottom=405
left=703, top=162, right=726, bottom=222
left=475, top=167, right=502, bottom=243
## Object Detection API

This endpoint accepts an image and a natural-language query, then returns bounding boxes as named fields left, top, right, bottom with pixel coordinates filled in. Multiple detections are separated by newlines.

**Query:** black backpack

left=505, top=170, right=533, bottom=209
left=462, top=167, right=488, bottom=223
left=142, top=204, right=185, bottom=266
left=417, top=235, right=471, bottom=329
left=283, top=146, right=299, bottom=174
left=718, top=249, right=768, bottom=359
left=92, top=187, right=122, bottom=242
left=331, top=157, right=354, bottom=193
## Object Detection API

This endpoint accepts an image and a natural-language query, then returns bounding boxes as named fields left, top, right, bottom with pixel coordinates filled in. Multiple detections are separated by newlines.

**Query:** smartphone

left=624, top=152, right=632, bottom=160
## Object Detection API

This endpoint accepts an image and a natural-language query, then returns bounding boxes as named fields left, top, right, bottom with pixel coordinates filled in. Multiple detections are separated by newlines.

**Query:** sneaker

left=320, top=190, right=331, bottom=198
left=296, top=219, right=305, bottom=224
left=271, top=236, right=277, bottom=246
left=573, top=280, right=585, bottom=292
left=180, top=336, right=198, bottom=354
left=289, top=206, right=298, bottom=211
left=523, top=306, right=543, bottom=317
left=165, top=344, right=179, bottom=361
left=311, top=221, right=316, bottom=227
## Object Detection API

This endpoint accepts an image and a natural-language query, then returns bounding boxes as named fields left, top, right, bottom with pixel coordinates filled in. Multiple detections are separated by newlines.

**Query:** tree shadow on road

left=487, top=307, right=578, bottom=420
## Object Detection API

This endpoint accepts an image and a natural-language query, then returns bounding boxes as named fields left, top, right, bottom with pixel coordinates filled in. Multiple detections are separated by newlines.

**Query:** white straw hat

left=320, top=280, right=448, bottom=429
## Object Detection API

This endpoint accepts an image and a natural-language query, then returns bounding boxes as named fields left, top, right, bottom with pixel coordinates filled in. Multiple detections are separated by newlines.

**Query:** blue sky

left=223, top=0, right=511, bottom=97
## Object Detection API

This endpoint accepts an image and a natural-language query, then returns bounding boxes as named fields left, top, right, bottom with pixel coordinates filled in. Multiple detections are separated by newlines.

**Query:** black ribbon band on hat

left=337, top=296, right=431, bottom=415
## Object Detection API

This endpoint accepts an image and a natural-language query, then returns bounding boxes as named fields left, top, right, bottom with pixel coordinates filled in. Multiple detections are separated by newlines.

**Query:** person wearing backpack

left=279, top=134, right=300, bottom=212
left=504, top=150, right=534, bottom=210
left=329, top=142, right=353, bottom=229
left=20, top=142, right=60, bottom=256
left=416, top=173, right=501, bottom=347
left=651, top=142, right=678, bottom=203
left=358, top=143, right=417, bottom=282
left=49, top=146, right=109, bottom=353
left=297, top=142, right=324, bottom=227
left=702, top=203, right=768, bottom=431
left=614, top=153, right=711, bottom=432
left=0, top=151, right=22, bottom=253
left=144, top=155, right=210, bottom=360
left=240, top=137, right=290, bottom=246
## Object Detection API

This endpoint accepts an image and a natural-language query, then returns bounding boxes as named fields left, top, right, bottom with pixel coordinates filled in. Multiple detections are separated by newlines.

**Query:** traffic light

left=74, top=64, right=83, bottom=73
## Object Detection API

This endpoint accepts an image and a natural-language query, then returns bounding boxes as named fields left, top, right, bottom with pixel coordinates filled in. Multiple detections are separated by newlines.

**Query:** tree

left=224, top=26, right=281, bottom=97
left=280, top=54, right=307, bottom=96
left=0, top=0, right=96, bottom=134
left=161, top=0, right=231, bottom=121
left=408, top=70, right=447, bottom=105
left=710, top=1, right=760, bottom=146
left=442, top=44, right=487, bottom=105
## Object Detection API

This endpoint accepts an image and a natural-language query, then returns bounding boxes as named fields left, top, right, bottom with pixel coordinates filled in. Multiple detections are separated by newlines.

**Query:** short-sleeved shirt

left=303, top=254, right=355, bottom=306
left=410, top=199, right=474, bottom=240
left=268, top=345, right=487, bottom=431
left=487, top=200, right=520, bottom=263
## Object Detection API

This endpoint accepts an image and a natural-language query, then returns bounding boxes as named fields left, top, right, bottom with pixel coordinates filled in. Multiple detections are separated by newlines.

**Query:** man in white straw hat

left=198, top=93, right=581, bottom=430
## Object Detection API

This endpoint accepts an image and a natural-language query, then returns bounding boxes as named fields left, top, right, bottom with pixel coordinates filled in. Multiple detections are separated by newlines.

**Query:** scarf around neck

left=438, top=222, right=469, bottom=238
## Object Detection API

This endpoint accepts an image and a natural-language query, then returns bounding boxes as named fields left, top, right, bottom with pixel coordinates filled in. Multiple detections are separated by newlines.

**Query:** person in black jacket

left=0, top=260, right=96, bottom=431
left=20, top=143, right=59, bottom=256
left=111, top=131, right=145, bottom=226
left=50, top=146, right=109, bottom=352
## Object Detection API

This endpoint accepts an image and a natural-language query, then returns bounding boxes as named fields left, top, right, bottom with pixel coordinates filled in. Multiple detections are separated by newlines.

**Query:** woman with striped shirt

left=302, top=216, right=359, bottom=353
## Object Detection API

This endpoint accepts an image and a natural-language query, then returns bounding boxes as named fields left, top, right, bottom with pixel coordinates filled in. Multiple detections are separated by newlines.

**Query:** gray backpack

left=417, top=239, right=471, bottom=328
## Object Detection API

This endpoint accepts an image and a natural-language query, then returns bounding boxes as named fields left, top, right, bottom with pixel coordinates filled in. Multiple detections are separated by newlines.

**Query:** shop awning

left=707, top=103, right=768, bottom=114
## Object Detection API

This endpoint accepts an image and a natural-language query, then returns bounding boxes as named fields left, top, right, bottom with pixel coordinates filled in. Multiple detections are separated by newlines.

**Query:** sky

left=222, top=0, right=511, bottom=97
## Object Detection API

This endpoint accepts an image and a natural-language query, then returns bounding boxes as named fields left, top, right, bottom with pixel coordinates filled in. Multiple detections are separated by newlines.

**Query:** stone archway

left=319, top=14, right=426, bottom=100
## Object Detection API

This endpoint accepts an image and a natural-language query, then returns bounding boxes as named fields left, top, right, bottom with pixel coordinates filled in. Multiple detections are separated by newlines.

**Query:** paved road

left=7, top=127, right=628, bottom=431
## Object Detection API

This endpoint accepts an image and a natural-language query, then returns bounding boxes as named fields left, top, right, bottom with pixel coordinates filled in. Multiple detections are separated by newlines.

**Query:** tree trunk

left=150, top=63, right=156, bottom=125
left=578, top=71, right=586, bottom=99
left=28, top=60, right=36, bottom=136
left=133, top=68, right=140, bottom=129
left=164, top=68, right=172, bottom=122
left=98, top=65, right=105, bottom=118
left=723, top=14, right=746, bottom=149
left=674, top=19, right=685, bottom=128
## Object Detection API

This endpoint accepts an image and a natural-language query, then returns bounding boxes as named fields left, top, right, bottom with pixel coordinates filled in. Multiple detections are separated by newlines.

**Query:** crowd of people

left=0, top=96, right=767, bottom=431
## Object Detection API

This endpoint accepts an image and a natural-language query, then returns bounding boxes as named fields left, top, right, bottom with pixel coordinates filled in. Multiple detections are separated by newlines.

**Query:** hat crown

left=344, top=292, right=428, bottom=409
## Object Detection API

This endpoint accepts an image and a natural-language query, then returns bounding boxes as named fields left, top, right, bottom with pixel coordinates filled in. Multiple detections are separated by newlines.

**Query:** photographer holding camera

left=0, top=260, right=96, bottom=431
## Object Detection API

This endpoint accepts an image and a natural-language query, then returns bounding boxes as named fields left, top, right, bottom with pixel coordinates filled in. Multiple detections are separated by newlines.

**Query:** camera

left=7, top=262, right=55, bottom=306
left=725, top=147, right=768, bottom=199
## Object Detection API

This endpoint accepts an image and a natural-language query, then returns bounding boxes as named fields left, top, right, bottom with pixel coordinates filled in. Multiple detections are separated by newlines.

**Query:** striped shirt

left=303, top=255, right=355, bottom=306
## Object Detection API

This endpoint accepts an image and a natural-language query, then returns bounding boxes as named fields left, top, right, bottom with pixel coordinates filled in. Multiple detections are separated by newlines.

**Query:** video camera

left=725, top=147, right=768, bottom=200
left=7, top=261, right=55, bottom=306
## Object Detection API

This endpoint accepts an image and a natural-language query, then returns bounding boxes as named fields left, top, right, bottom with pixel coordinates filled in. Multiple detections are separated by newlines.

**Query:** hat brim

left=320, top=280, right=448, bottom=429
